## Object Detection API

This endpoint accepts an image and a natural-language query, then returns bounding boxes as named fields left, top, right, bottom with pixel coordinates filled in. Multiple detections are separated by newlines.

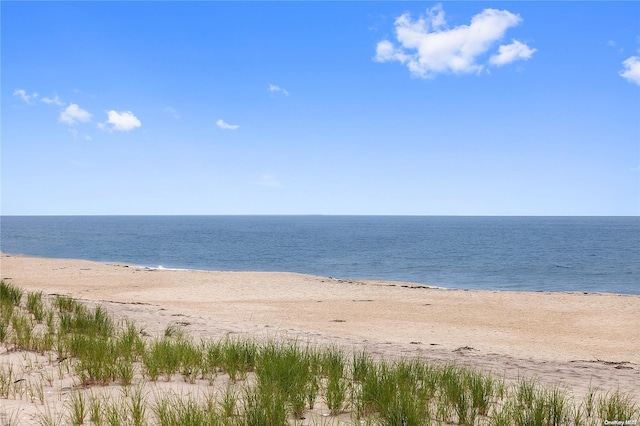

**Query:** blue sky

left=2, top=1, right=639, bottom=215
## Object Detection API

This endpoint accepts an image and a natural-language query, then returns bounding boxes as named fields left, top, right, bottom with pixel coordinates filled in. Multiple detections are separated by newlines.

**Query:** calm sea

left=1, top=216, right=638, bottom=295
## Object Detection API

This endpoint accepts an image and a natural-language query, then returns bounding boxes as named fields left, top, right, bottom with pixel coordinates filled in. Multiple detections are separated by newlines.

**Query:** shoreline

left=1, top=253, right=639, bottom=398
left=2, top=252, right=636, bottom=297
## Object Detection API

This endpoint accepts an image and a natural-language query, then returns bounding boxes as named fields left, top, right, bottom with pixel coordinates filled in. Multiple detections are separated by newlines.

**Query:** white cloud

left=14, top=89, right=38, bottom=104
left=106, top=110, right=142, bottom=131
left=269, top=84, right=290, bottom=96
left=375, top=40, right=412, bottom=66
left=490, top=40, right=537, bottom=66
left=216, top=119, right=239, bottom=130
left=59, top=104, right=92, bottom=125
left=42, top=95, right=66, bottom=106
left=620, top=56, right=640, bottom=86
left=375, top=4, right=535, bottom=78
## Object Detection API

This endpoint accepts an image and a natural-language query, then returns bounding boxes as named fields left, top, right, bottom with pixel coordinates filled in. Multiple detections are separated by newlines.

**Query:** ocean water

left=1, top=216, right=638, bottom=295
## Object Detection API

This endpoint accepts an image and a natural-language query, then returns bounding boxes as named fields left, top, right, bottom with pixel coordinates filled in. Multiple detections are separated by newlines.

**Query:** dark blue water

left=1, top=216, right=638, bottom=295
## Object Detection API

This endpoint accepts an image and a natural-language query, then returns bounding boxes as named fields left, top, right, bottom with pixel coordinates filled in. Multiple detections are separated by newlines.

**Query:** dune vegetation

left=1, top=280, right=638, bottom=425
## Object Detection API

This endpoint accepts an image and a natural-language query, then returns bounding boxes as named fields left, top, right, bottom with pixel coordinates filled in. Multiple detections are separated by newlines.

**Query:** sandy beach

left=2, top=253, right=638, bottom=400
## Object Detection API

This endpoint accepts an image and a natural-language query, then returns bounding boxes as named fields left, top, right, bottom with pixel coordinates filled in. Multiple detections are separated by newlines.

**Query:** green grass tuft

left=0, top=284, right=638, bottom=426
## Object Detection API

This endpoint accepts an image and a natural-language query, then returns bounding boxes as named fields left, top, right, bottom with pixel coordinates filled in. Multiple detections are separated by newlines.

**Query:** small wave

left=136, top=265, right=191, bottom=271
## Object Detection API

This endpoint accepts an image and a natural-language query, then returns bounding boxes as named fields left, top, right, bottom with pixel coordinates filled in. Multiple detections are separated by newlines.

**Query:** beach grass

left=0, top=280, right=638, bottom=425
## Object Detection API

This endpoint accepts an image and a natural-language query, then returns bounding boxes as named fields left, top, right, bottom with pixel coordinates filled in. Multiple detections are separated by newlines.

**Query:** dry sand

left=1, top=253, right=639, bottom=400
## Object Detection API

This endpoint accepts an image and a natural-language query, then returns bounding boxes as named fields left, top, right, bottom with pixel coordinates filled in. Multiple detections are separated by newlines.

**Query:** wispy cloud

left=216, top=119, right=239, bottom=130
left=256, top=174, right=282, bottom=187
left=42, top=95, right=66, bottom=106
left=620, top=56, right=640, bottom=86
left=14, top=89, right=38, bottom=104
left=604, top=39, right=624, bottom=53
left=59, top=104, right=92, bottom=125
left=104, top=110, right=142, bottom=131
left=164, top=106, right=180, bottom=119
left=269, top=84, right=290, bottom=96
left=375, top=4, right=535, bottom=78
